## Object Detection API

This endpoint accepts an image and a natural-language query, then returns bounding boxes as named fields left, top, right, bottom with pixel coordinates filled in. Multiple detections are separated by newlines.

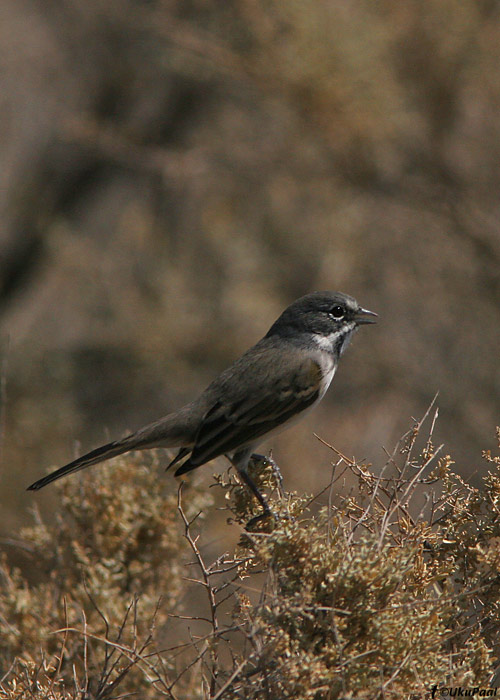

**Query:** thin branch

left=177, top=483, right=220, bottom=697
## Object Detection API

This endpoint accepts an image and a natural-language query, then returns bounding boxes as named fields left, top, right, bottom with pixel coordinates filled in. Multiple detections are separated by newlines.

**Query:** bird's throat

left=312, top=325, right=355, bottom=358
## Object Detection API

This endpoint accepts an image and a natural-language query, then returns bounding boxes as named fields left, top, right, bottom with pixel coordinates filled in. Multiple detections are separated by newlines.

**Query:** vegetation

left=2, top=411, right=500, bottom=698
left=2, top=0, right=500, bottom=530
left=2, top=3, right=499, bottom=697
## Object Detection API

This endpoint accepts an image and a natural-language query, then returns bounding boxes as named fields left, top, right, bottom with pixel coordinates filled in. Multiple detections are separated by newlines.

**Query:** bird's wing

left=175, top=354, right=323, bottom=474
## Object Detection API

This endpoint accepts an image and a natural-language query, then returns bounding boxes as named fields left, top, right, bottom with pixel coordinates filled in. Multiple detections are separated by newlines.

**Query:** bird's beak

left=355, top=307, right=378, bottom=325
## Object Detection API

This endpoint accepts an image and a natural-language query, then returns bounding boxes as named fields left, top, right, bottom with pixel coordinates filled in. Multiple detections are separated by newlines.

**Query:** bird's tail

left=27, top=435, right=141, bottom=491
left=27, top=405, right=200, bottom=491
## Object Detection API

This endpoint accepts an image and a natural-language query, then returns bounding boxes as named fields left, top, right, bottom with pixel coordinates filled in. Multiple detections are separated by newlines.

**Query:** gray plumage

left=27, top=291, right=377, bottom=512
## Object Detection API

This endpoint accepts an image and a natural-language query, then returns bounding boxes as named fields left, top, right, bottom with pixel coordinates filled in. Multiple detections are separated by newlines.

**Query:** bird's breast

left=317, top=355, right=337, bottom=400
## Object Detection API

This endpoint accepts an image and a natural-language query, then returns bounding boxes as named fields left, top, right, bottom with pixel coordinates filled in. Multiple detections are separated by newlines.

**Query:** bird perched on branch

left=28, top=291, right=377, bottom=525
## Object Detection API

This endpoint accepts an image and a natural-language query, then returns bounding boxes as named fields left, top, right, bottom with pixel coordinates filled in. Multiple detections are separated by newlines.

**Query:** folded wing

left=174, top=356, right=322, bottom=475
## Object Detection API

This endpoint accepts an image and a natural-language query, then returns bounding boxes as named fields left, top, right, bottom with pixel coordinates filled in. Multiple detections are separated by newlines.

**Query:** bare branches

left=315, top=396, right=448, bottom=549
left=176, top=483, right=251, bottom=699
left=2, top=415, right=500, bottom=698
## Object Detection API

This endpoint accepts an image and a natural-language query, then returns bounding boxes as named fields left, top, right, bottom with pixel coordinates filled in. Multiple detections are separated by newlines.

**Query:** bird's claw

left=250, top=453, right=285, bottom=496
left=244, top=507, right=277, bottom=531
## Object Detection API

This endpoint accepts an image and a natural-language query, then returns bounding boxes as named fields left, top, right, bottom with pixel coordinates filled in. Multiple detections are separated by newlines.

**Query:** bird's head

left=266, top=291, right=377, bottom=356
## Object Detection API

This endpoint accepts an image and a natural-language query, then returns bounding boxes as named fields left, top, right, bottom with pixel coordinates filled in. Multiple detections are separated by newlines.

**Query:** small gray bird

left=27, top=291, right=377, bottom=520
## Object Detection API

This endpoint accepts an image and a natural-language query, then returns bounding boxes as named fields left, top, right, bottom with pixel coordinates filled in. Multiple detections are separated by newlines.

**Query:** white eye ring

left=329, top=306, right=345, bottom=320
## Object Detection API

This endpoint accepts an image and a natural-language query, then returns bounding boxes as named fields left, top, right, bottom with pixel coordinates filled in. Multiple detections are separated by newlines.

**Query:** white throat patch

left=313, top=323, right=356, bottom=356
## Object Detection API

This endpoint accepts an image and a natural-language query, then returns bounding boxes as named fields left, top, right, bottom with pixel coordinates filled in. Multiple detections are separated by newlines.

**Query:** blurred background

left=1, top=0, right=499, bottom=534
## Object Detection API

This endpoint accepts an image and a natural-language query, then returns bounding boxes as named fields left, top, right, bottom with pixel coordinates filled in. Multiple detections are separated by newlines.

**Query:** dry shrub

left=1, top=411, right=500, bottom=698
left=0, top=454, right=211, bottom=698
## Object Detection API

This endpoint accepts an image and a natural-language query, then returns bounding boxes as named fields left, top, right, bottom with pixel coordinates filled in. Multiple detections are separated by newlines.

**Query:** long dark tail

left=27, top=436, right=140, bottom=491
left=27, top=407, right=199, bottom=491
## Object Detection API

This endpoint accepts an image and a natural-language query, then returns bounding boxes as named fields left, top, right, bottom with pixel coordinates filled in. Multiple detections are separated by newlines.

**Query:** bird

left=27, top=291, right=377, bottom=523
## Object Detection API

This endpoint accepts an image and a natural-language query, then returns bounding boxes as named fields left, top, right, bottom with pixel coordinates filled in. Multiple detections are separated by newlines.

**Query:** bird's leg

left=248, top=453, right=295, bottom=527
left=250, top=452, right=284, bottom=496
left=236, top=468, right=273, bottom=529
left=230, top=447, right=274, bottom=529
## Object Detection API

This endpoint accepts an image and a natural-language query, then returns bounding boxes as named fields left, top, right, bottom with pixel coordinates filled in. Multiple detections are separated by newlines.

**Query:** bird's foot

left=243, top=506, right=297, bottom=532
left=250, top=453, right=285, bottom=497
left=244, top=506, right=277, bottom=532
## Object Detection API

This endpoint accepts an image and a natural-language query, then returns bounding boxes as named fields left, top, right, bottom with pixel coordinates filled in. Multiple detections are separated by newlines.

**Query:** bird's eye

left=329, top=305, right=345, bottom=319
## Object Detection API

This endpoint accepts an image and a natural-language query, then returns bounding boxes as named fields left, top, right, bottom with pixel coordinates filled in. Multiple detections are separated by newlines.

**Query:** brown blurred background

left=1, top=0, right=499, bottom=534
